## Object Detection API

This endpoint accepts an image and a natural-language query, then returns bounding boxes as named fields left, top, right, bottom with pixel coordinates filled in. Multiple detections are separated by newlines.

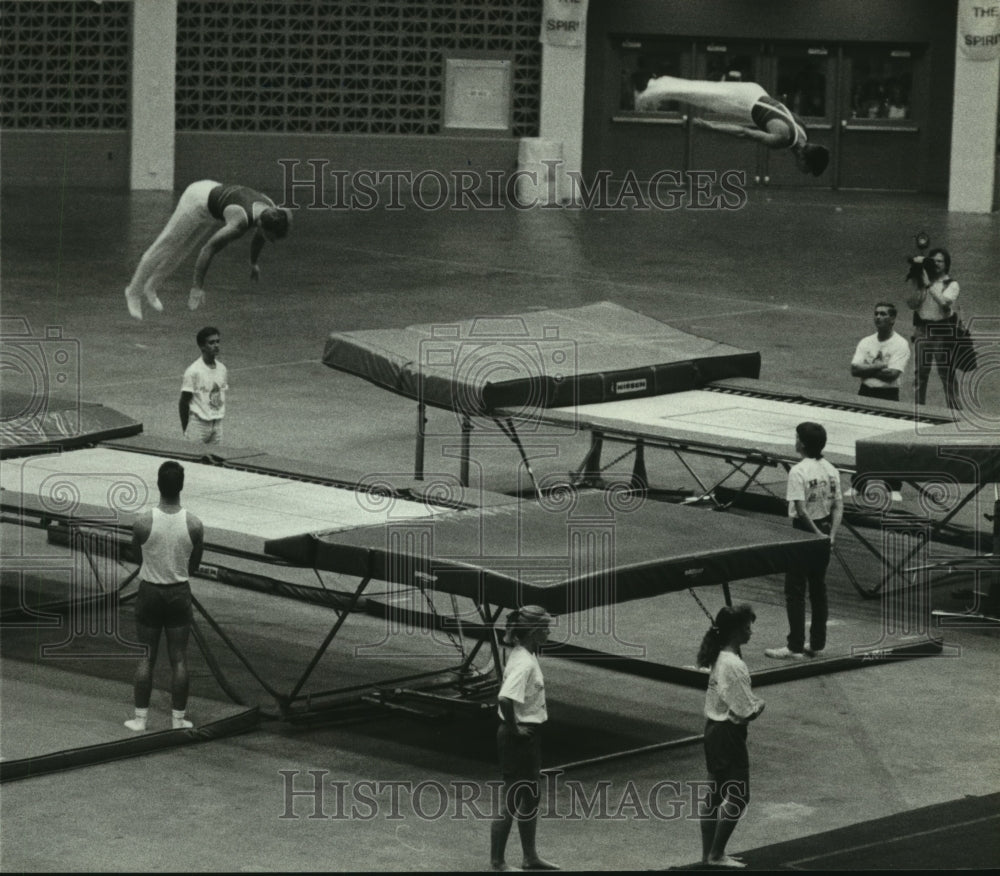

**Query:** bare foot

left=144, top=289, right=164, bottom=312
left=706, top=855, right=746, bottom=869
left=125, top=288, right=143, bottom=320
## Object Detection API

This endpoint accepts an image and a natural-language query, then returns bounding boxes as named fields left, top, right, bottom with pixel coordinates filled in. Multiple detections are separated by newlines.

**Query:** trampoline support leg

left=630, top=439, right=648, bottom=491
left=459, top=415, right=471, bottom=488
left=575, top=431, right=604, bottom=486
left=415, top=402, right=426, bottom=481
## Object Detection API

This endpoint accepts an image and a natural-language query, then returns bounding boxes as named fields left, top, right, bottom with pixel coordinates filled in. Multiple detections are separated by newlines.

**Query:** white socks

left=124, top=707, right=194, bottom=731
left=124, top=708, right=148, bottom=732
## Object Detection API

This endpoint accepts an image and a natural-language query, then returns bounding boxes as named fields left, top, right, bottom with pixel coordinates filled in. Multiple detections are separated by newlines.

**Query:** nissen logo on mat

left=614, top=379, right=647, bottom=395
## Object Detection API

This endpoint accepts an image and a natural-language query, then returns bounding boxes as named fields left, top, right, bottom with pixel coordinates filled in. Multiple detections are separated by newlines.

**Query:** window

left=776, top=53, right=828, bottom=119
left=618, top=39, right=685, bottom=114
left=850, top=49, right=915, bottom=121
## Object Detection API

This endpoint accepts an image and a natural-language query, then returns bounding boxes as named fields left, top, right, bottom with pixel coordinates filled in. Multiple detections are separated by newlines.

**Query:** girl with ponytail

left=696, top=604, right=764, bottom=869
left=490, top=605, right=559, bottom=871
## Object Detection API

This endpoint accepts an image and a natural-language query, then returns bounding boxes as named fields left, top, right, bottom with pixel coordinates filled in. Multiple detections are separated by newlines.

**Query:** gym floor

left=1, top=182, right=999, bottom=871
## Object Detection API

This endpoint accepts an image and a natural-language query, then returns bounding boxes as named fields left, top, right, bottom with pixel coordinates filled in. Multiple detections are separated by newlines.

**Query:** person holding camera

left=907, top=247, right=961, bottom=409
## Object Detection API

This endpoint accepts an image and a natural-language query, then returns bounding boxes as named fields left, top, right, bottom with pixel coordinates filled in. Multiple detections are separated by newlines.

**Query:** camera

left=906, top=232, right=939, bottom=285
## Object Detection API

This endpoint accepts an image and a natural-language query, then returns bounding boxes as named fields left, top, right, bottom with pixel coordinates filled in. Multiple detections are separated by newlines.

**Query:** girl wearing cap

left=696, top=604, right=764, bottom=869
left=490, top=605, right=560, bottom=872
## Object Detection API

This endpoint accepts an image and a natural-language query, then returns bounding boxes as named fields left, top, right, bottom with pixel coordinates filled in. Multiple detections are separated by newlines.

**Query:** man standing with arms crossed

left=850, top=301, right=910, bottom=402
left=850, top=301, right=909, bottom=499
left=180, top=326, right=227, bottom=444
left=125, top=461, right=204, bottom=731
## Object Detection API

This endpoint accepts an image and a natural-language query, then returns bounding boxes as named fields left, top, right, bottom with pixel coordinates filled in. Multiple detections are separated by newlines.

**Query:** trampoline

left=856, top=424, right=1000, bottom=623
left=0, top=442, right=520, bottom=718
left=320, top=302, right=972, bottom=597
left=7, top=433, right=904, bottom=722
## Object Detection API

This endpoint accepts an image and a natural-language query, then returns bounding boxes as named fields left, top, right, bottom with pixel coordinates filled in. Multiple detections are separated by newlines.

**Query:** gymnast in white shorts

left=635, top=76, right=830, bottom=176
left=124, top=180, right=291, bottom=319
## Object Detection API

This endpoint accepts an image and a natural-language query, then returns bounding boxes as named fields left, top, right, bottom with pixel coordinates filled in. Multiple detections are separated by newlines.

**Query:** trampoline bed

left=0, top=447, right=455, bottom=557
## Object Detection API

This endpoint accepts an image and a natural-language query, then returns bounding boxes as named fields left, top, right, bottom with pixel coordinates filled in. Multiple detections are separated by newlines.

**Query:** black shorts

left=704, top=718, right=749, bottom=776
left=497, top=723, right=543, bottom=784
left=858, top=384, right=900, bottom=402
left=135, top=580, right=192, bottom=629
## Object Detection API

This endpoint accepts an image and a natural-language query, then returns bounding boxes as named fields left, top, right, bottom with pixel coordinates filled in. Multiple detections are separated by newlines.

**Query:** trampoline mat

left=0, top=447, right=452, bottom=556
left=322, top=300, right=761, bottom=413
left=531, top=389, right=948, bottom=470
left=266, top=491, right=828, bottom=612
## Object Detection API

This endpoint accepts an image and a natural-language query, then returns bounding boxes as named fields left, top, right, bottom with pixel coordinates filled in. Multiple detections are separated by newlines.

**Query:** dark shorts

left=858, top=384, right=900, bottom=402
left=704, top=719, right=749, bottom=775
left=135, top=580, right=192, bottom=629
left=497, top=723, right=543, bottom=784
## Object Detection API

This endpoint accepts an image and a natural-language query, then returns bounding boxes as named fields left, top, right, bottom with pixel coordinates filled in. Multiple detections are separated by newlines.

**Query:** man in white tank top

left=124, top=460, right=205, bottom=731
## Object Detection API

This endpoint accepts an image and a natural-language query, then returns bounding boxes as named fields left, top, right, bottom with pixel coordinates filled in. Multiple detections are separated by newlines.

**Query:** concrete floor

left=1, top=183, right=999, bottom=871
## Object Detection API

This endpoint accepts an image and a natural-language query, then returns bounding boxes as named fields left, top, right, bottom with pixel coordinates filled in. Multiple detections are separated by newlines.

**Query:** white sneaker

left=143, top=288, right=164, bottom=312
left=123, top=718, right=147, bottom=732
left=172, top=717, right=194, bottom=730
left=764, top=646, right=805, bottom=660
left=188, top=287, right=205, bottom=310
left=125, top=288, right=143, bottom=320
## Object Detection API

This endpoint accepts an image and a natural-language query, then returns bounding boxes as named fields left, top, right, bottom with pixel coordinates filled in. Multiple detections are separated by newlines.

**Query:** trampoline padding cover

left=1, top=392, right=142, bottom=457
left=322, top=301, right=761, bottom=414
left=265, top=492, right=825, bottom=613
left=855, top=425, right=1000, bottom=485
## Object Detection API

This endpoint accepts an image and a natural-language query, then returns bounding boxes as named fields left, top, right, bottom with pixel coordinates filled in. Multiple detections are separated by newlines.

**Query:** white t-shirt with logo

left=182, top=357, right=228, bottom=421
left=787, top=456, right=840, bottom=520
left=851, top=331, right=911, bottom=389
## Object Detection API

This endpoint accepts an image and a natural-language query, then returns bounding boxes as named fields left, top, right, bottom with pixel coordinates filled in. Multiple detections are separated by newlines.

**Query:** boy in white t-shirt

left=180, top=326, right=228, bottom=445
left=766, top=422, right=843, bottom=660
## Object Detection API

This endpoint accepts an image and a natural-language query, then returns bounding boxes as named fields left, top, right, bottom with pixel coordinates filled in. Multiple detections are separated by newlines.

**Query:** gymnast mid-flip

left=635, top=75, right=830, bottom=177
left=124, top=180, right=291, bottom=320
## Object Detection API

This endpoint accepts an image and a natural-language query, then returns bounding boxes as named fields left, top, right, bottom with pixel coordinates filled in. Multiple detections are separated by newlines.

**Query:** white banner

left=958, top=0, right=1000, bottom=60
left=541, top=0, right=588, bottom=48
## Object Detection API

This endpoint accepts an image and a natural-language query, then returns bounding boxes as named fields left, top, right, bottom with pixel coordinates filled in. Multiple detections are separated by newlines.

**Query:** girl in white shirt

left=696, top=604, right=765, bottom=870
left=490, top=605, right=559, bottom=872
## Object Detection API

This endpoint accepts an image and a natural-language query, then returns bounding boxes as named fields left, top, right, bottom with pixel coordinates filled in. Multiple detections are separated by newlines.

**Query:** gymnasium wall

left=0, top=0, right=541, bottom=191
left=0, top=0, right=960, bottom=194
left=0, top=1, right=132, bottom=188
